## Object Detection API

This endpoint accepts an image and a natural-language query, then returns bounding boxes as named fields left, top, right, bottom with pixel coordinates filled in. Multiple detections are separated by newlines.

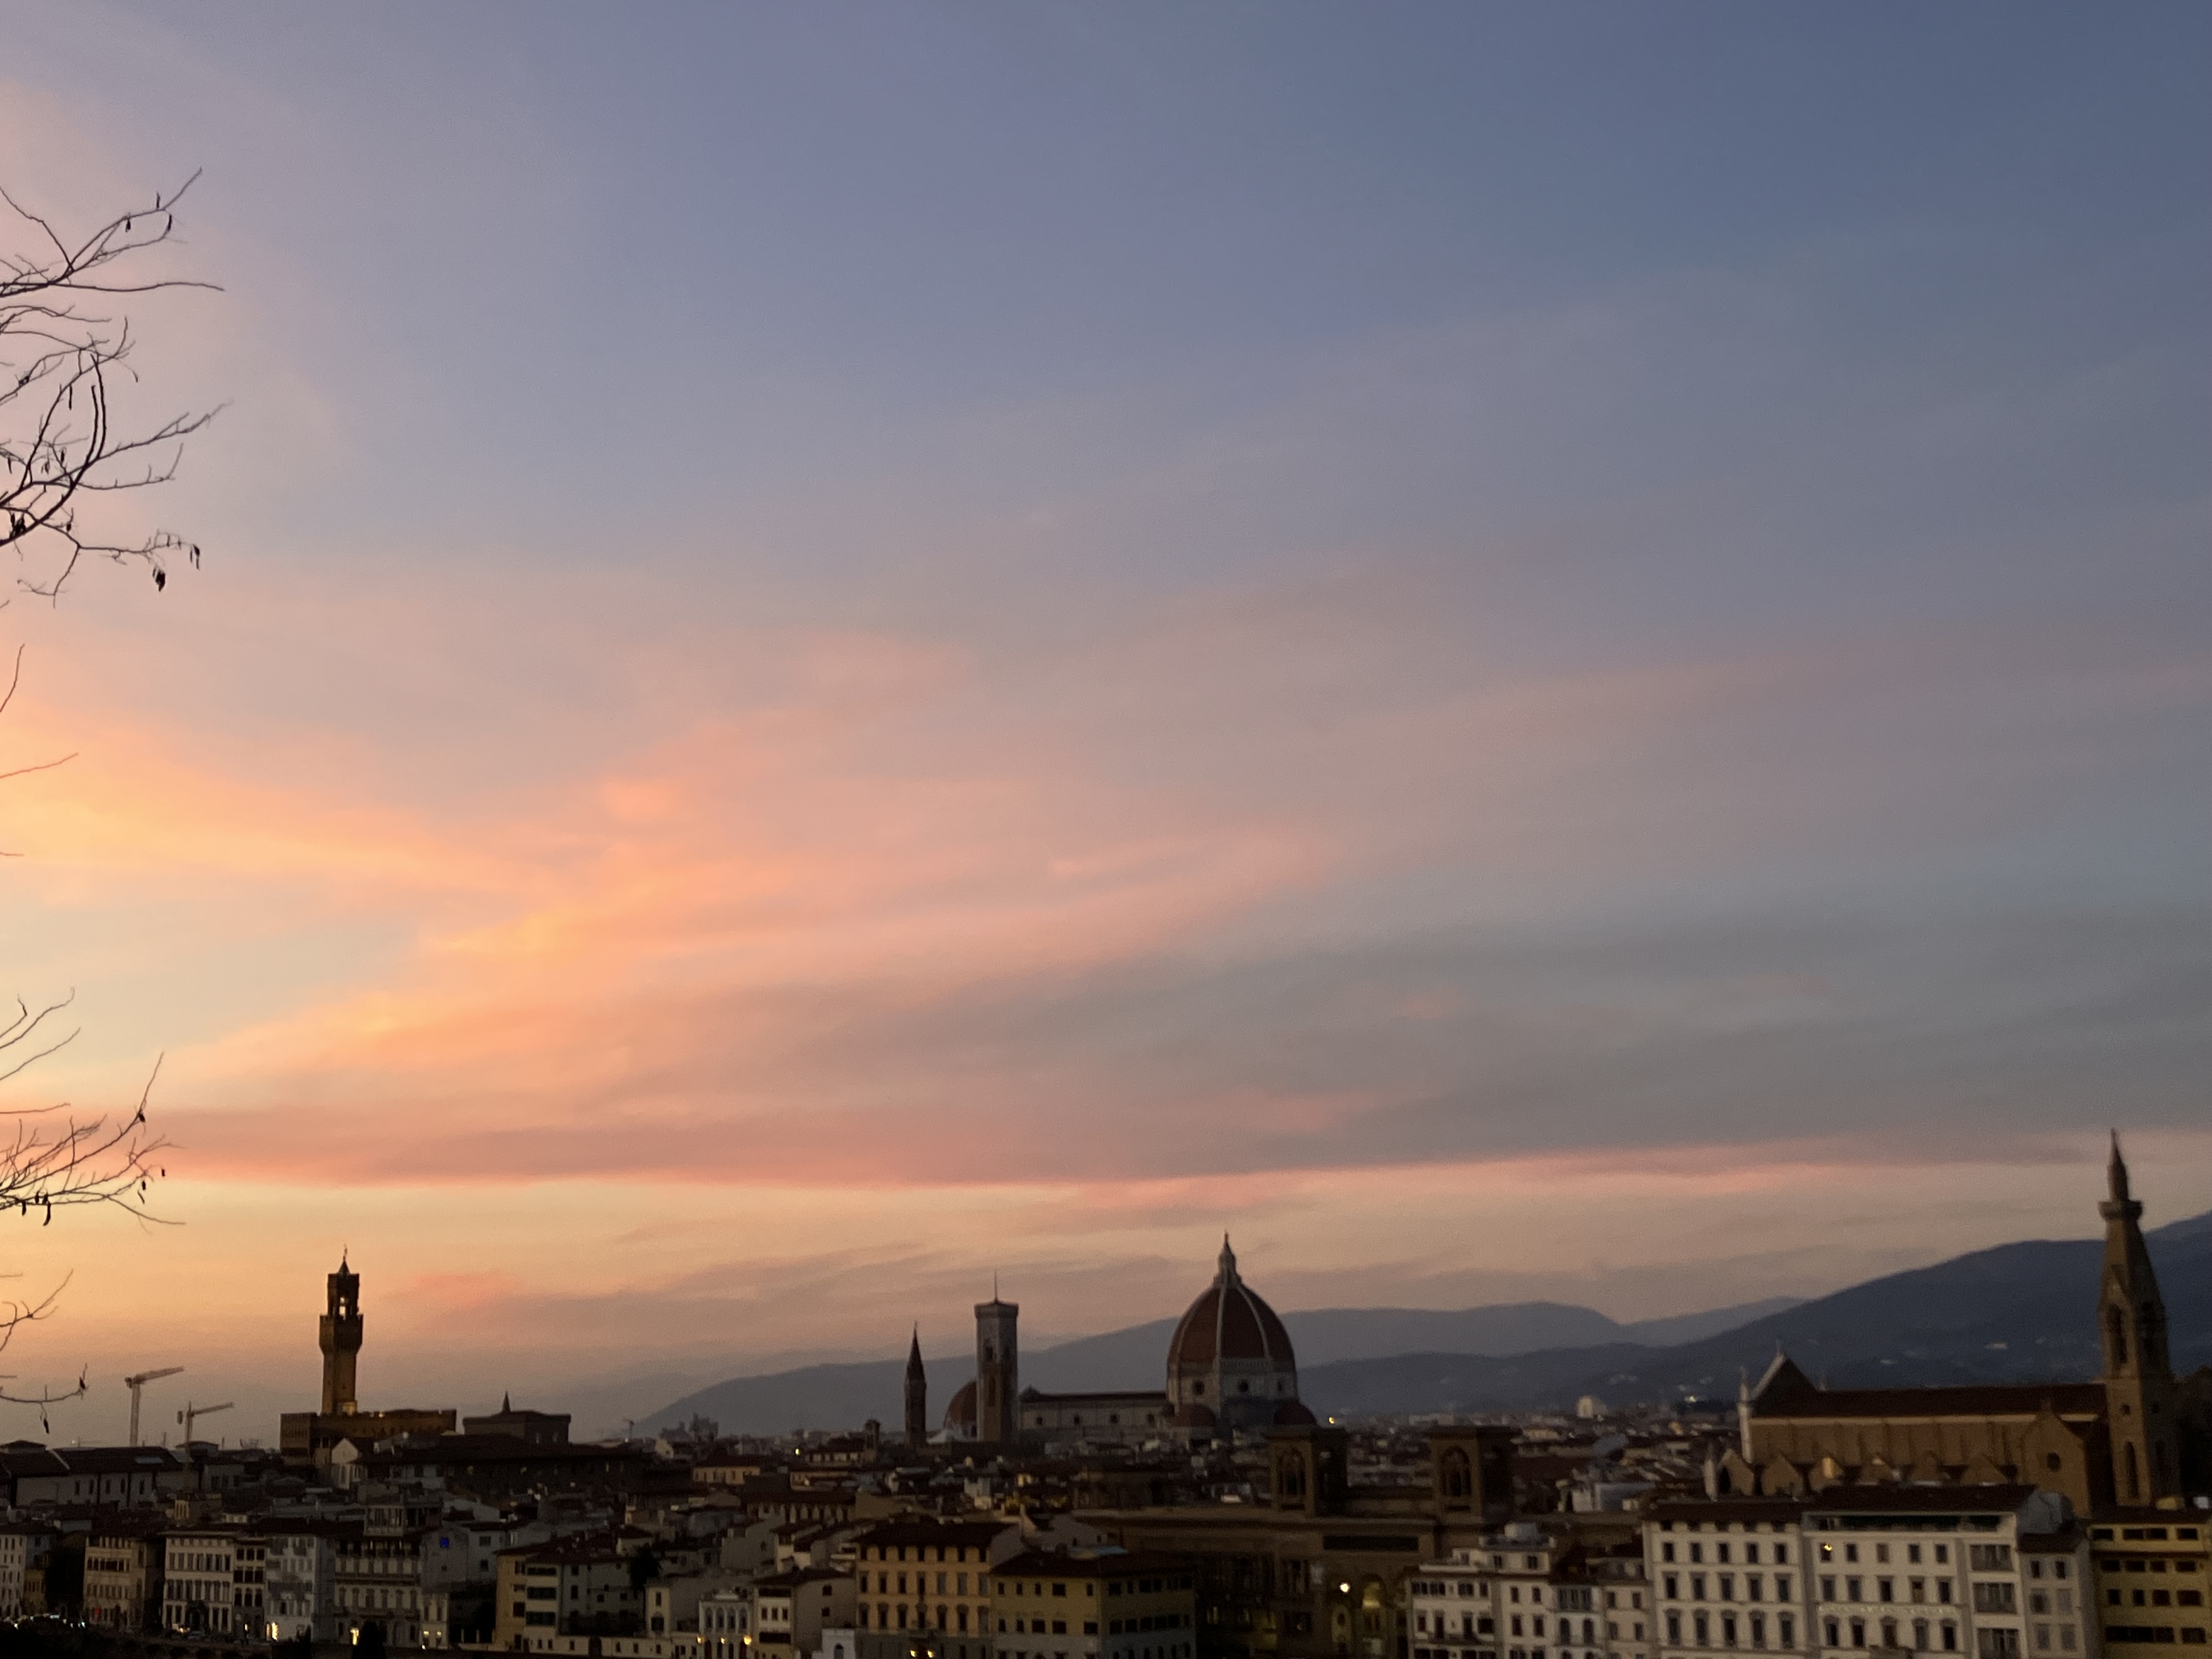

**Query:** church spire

left=1217, top=1232, right=1238, bottom=1285
left=904, top=1323, right=929, bottom=1450
left=2097, top=1131, right=2176, bottom=1504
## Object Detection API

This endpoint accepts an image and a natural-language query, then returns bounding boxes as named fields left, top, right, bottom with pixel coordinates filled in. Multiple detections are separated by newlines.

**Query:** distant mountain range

left=644, top=1209, right=2212, bottom=1436
left=642, top=1293, right=1799, bottom=1435
left=1296, top=1207, right=2212, bottom=1419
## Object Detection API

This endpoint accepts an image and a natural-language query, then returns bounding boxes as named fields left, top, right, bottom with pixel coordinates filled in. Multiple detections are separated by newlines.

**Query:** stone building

left=850, top=1515, right=1020, bottom=1656
left=1728, top=1141, right=2193, bottom=1510
left=1090, top=1424, right=1518, bottom=1659
left=989, top=1548, right=1200, bottom=1659
left=1410, top=1518, right=1653, bottom=1659
left=279, top=1256, right=456, bottom=1466
left=2088, top=1508, right=2209, bottom=1656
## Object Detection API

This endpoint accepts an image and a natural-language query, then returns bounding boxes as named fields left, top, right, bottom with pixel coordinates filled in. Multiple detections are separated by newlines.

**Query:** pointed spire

left=2109, top=1130, right=2131, bottom=1204
left=907, top=1325, right=925, bottom=1374
left=1217, top=1233, right=1238, bottom=1285
left=501, top=1392, right=511, bottom=1414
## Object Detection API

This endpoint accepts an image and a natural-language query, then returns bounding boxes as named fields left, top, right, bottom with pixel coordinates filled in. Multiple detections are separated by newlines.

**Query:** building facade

left=990, top=1550, right=1198, bottom=1659
left=163, top=1525, right=266, bottom=1636
left=2090, top=1510, right=2208, bottom=1656
left=83, top=1522, right=165, bottom=1633
left=1412, top=1521, right=1652, bottom=1659
left=266, top=1525, right=342, bottom=1645
left=1734, top=1143, right=2188, bottom=1513
left=853, top=1516, right=1019, bottom=1657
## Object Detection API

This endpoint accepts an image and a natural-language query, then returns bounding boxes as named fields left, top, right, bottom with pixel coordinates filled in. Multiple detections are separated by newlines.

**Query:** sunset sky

left=1, top=3, right=2208, bottom=1444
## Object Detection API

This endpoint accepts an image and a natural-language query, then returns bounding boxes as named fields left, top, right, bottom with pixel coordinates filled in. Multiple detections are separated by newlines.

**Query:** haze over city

left=1, top=3, right=2207, bottom=1452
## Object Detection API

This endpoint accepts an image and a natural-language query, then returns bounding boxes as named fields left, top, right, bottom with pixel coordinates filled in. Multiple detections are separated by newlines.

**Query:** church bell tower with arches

left=2097, top=1133, right=2179, bottom=1505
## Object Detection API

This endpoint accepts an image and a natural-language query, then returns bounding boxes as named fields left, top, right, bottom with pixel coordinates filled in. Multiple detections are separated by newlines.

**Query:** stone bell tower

left=2098, top=1133, right=2179, bottom=1505
left=319, top=1255, right=363, bottom=1415
left=904, top=1327, right=929, bottom=1448
left=974, top=1286, right=1019, bottom=1444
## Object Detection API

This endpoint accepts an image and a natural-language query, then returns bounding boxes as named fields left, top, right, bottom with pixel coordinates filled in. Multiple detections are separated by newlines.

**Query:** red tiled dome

left=1166, top=1238, right=1295, bottom=1369
left=1272, top=1398, right=1318, bottom=1426
left=944, top=1379, right=977, bottom=1430
left=1170, top=1401, right=1218, bottom=1429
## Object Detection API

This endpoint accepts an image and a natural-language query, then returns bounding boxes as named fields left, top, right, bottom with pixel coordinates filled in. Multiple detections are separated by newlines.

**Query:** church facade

left=1715, top=1137, right=2197, bottom=1510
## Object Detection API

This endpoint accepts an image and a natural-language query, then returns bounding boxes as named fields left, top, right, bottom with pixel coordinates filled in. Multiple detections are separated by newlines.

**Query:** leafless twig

left=2, top=172, right=218, bottom=600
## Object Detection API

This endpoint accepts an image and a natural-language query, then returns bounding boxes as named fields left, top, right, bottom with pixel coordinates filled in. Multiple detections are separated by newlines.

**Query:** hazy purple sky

left=0, top=2, right=2206, bottom=1441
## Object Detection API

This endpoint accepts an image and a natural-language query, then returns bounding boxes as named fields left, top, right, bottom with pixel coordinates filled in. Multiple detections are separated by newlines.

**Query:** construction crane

left=123, top=1367, right=183, bottom=1446
left=176, top=1400, right=233, bottom=1486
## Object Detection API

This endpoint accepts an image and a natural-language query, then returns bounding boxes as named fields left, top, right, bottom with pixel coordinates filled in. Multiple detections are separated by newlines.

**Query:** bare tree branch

left=2, top=173, right=218, bottom=600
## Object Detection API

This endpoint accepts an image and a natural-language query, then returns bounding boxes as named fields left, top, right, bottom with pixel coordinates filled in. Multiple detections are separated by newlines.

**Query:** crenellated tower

left=2098, top=1133, right=2179, bottom=1504
left=318, top=1255, right=364, bottom=1416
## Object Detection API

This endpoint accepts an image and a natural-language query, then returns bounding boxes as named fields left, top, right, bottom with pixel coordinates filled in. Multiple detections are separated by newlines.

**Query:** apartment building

left=83, top=1520, right=167, bottom=1632
left=1804, top=1487, right=2090, bottom=1659
left=337, top=1525, right=433, bottom=1647
left=266, top=1523, right=345, bottom=1644
left=1644, top=1496, right=1812, bottom=1659
left=851, top=1516, right=1018, bottom=1655
left=0, top=1521, right=52, bottom=1620
left=163, top=1524, right=267, bottom=1636
left=2090, top=1509, right=2209, bottom=1656
left=989, top=1550, right=1198, bottom=1659
left=1412, top=1522, right=1653, bottom=1659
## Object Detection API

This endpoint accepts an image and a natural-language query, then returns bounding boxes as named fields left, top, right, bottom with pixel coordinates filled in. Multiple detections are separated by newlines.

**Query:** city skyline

left=1, top=3, right=2207, bottom=1448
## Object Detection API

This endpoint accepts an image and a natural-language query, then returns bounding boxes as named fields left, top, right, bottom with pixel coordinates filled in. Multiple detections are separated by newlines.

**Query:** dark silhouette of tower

left=974, top=1288, right=1019, bottom=1444
left=319, top=1255, right=363, bottom=1415
left=2098, top=1133, right=2179, bottom=1504
left=904, top=1327, right=928, bottom=1448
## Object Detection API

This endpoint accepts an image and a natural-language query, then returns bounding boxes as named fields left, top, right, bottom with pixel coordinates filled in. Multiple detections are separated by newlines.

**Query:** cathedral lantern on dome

left=1165, top=1234, right=1314, bottom=1435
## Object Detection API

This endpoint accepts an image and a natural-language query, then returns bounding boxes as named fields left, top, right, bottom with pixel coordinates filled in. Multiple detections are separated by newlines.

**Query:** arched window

left=1441, top=1447, right=1473, bottom=1501
left=2107, top=1307, right=2129, bottom=1370
left=2123, top=1442, right=2141, bottom=1502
